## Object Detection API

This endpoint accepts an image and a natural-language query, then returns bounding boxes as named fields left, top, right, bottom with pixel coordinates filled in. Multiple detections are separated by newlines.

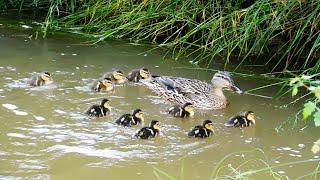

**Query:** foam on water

left=2, top=103, right=18, bottom=110
left=33, top=115, right=45, bottom=121
left=13, top=110, right=28, bottom=116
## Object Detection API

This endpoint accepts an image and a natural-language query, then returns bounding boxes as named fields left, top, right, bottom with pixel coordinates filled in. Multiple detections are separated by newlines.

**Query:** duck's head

left=100, top=98, right=111, bottom=109
left=113, top=70, right=125, bottom=81
left=203, top=120, right=214, bottom=132
left=150, top=120, right=160, bottom=130
left=41, top=72, right=52, bottom=82
left=244, top=111, right=255, bottom=124
left=183, top=102, right=194, bottom=115
left=139, top=68, right=151, bottom=80
left=102, top=77, right=113, bottom=87
left=211, top=71, right=243, bottom=94
left=133, top=109, right=144, bottom=121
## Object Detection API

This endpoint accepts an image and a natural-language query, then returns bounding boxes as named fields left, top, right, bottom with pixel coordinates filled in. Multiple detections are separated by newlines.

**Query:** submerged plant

left=152, top=149, right=320, bottom=179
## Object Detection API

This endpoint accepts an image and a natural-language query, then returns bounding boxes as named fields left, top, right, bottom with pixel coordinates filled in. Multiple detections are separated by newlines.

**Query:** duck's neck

left=211, top=87, right=226, bottom=99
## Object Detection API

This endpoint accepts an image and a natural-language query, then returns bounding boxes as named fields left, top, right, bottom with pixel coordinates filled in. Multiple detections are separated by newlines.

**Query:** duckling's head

left=102, top=77, right=113, bottom=87
left=150, top=120, right=160, bottom=130
left=41, top=72, right=52, bottom=82
left=203, top=120, right=214, bottom=132
left=211, top=71, right=243, bottom=94
left=139, top=68, right=151, bottom=79
left=100, top=98, right=111, bottom=109
left=133, top=109, right=144, bottom=121
left=113, top=70, right=125, bottom=81
left=244, top=111, right=255, bottom=124
left=183, top=103, right=194, bottom=115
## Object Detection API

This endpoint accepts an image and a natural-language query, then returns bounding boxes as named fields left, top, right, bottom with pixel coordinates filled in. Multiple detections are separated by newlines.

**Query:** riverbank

left=1, top=0, right=319, bottom=72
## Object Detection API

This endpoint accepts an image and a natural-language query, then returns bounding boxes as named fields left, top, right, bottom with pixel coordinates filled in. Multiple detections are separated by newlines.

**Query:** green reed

left=2, top=0, right=319, bottom=72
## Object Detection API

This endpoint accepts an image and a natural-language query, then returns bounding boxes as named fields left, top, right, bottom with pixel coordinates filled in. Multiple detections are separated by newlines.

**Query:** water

left=0, top=25, right=319, bottom=179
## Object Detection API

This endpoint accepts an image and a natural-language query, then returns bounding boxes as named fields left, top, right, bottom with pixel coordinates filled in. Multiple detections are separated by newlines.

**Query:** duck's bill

left=229, top=85, right=243, bottom=94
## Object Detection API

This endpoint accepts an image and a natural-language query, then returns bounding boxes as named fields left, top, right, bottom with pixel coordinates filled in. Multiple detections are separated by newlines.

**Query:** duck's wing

left=115, top=114, right=131, bottom=125
left=188, top=125, right=203, bottom=137
left=155, top=76, right=211, bottom=95
left=85, top=105, right=100, bottom=116
left=135, top=127, right=151, bottom=139
left=168, top=105, right=182, bottom=116
left=225, top=115, right=245, bottom=127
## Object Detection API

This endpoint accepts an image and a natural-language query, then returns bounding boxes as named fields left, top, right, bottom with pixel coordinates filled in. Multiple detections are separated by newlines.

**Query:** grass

left=1, top=0, right=319, bottom=72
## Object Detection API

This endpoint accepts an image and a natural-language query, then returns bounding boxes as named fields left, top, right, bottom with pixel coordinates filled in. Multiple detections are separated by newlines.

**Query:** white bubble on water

left=2, top=103, right=18, bottom=110
left=54, top=109, right=67, bottom=114
left=33, top=115, right=45, bottom=121
left=7, top=133, right=29, bottom=139
left=13, top=110, right=28, bottom=116
left=278, top=171, right=285, bottom=174
left=282, top=147, right=291, bottom=151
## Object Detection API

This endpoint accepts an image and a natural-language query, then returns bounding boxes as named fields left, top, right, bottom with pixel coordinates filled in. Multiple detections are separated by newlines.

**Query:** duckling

left=188, top=120, right=214, bottom=138
left=224, top=111, right=255, bottom=127
left=168, top=102, right=194, bottom=118
left=126, top=67, right=151, bottom=82
left=102, top=70, right=126, bottom=84
left=91, top=77, right=113, bottom=92
left=115, top=109, right=144, bottom=127
left=85, top=98, right=111, bottom=117
left=134, top=120, right=160, bottom=139
left=29, top=72, right=53, bottom=86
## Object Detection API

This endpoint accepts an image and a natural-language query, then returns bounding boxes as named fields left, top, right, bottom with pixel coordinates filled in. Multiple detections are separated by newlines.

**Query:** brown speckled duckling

left=85, top=98, right=111, bottom=117
left=225, top=111, right=256, bottom=127
left=126, top=67, right=151, bottom=82
left=188, top=120, right=214, bottom=138
left=134, top=120, right=160, bottom=139
left=102, top=70, right=126, bottom=84
left=29, top=72, right=53, bottom=86
left=91, top=77, right=113, bottom=92
left=168, top=102, right=194, bottom=118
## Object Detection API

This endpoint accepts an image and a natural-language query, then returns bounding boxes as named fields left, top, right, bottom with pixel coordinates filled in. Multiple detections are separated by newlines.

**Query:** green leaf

left=313, top=111, right=320, bottom=127
left=314, top=87, right=320, bottom=100
left=303, top=101, right=316, bottom=119
left=289, top=77, right=300, bottom=86
left=292, top=86, right=298, bottom=96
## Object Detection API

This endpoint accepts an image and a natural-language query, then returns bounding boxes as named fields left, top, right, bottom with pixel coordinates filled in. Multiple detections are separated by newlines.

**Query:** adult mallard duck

left=141, top=71, right=243, bottom=109
left=29, top=72, right=53, bottom=86
left=225, top=111, right=256, bottom=127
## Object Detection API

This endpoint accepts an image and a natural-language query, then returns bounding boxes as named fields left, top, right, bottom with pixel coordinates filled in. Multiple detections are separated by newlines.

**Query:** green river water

left=0, top=20, right=319, bottom=180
